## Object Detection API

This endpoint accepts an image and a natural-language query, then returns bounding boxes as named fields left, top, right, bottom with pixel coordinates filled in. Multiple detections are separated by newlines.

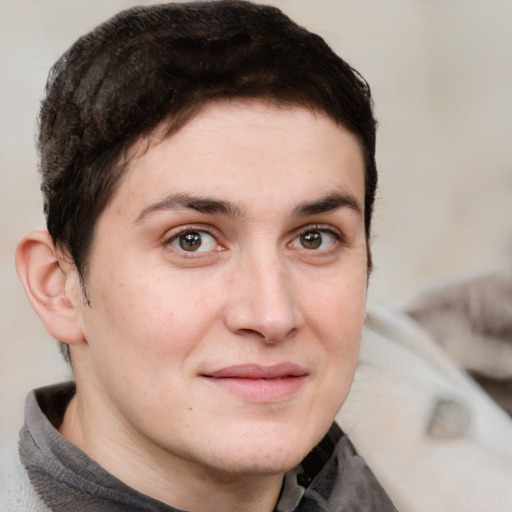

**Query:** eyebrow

left=293, top=190, right=363, bottom=217
left=135, top=189, right=362, bottom=224
left=135, top=193, right=247, bottom=223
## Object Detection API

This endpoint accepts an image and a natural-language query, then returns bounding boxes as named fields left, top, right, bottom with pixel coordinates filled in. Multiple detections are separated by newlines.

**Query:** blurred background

left=1, top=0, right=511, bottom=448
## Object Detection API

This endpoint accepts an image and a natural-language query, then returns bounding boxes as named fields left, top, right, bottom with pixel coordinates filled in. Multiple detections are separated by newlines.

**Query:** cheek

left=306, top=271, right=367, bottom=335
left=302, top=269, right=367, bottom=390
left=85, top=266, right=225, bottom=363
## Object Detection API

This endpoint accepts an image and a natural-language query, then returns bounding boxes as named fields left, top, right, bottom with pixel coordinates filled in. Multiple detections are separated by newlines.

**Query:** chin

left=205, top=422, right=326, bottom=476
left=211, top=448, right=305, bottom=477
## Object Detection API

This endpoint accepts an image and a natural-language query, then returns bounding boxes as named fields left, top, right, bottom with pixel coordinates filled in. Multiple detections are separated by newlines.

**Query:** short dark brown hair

left=39, top=0, right=377, bottom=285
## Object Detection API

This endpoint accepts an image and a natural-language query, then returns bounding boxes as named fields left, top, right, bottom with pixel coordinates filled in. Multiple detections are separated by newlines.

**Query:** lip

left=202, top=363, right=309, bottom=402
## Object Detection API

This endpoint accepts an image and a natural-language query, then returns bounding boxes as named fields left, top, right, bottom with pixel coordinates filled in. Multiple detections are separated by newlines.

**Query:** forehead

left=107, top=100, right=366, bottom=221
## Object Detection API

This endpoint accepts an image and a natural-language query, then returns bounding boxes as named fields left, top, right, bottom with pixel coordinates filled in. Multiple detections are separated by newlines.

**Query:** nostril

left=237, top=328, right=266, bottom=340
left=236, top=326, right=299, bottom=344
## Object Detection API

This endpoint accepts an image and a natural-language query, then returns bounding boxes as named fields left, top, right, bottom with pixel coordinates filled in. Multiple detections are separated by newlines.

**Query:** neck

left=59, top=393, right=284, bottom=512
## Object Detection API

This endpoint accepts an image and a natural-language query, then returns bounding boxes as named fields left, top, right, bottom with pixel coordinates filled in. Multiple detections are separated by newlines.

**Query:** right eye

left=168, top=230, right=219, bottom=253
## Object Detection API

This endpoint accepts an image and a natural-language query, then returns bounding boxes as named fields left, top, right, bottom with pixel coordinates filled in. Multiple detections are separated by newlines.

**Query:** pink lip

left=202, top=363, right=308, bottom=402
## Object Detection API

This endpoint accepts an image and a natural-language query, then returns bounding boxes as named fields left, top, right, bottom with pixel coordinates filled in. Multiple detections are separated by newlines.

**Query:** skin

left=22, top=100, right=368, bottom=512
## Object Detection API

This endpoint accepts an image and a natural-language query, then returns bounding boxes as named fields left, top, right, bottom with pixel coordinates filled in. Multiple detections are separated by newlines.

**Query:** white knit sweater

left=0, top=439, right=50, bottom=512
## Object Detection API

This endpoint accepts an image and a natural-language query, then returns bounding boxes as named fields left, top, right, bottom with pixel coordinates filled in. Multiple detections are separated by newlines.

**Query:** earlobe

left=15, top=230, right=84, bottom=345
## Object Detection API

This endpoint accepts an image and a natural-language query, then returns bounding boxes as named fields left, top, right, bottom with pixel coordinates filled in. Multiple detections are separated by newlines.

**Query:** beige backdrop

left=1, top=0, right=511, bottom=447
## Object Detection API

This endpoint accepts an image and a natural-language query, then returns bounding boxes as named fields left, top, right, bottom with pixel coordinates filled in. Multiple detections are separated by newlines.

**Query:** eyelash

left=163, top=224, right=224, bottom=257
left=292, top=224, right=345, bottom=252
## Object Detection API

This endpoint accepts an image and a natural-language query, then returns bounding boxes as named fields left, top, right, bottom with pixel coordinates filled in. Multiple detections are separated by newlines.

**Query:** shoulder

left=0, top=438, right=50, bottom=512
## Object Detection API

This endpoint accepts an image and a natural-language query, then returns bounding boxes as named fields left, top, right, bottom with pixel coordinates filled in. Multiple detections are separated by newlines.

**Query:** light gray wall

left=1, top=0, right=511, bottom=443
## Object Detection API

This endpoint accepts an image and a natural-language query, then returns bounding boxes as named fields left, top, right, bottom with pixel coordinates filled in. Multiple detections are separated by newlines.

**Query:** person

left=6, top=1, right=397, bottom=510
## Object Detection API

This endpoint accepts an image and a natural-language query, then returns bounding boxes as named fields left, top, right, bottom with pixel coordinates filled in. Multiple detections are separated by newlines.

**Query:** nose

left=224, top=252, right=304, bottom=343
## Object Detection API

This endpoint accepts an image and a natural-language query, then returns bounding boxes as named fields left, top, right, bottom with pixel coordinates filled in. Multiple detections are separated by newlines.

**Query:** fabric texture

left=0, top=441, right=50, bottom=512
left=10, top=383, right=397, bottom=511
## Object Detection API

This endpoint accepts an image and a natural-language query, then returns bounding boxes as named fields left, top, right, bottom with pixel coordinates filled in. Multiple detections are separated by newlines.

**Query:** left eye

left=291, top=229, right=339, bottom=251
left=169, top=230, right=218, bottom=252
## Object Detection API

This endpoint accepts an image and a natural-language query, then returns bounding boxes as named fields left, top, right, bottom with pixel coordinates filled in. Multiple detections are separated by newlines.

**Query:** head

left=39, top=0, right=377, bottom=291
left=17, top=1, right=377, bottom=506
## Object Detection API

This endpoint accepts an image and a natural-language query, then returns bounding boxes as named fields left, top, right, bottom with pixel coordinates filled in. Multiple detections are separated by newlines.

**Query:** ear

left=15, top=230, right=84, bottom=345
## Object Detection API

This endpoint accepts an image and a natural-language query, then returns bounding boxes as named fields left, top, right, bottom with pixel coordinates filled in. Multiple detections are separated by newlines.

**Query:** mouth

left=201, top=363, right=308, bottom=402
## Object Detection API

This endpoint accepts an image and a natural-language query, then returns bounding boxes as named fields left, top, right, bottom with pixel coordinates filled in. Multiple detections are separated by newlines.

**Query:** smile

left=202, top=363, right=308, bottom=402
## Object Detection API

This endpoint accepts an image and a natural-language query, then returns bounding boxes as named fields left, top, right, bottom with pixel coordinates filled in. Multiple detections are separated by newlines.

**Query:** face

left=70, top=100, right=368, bottom=482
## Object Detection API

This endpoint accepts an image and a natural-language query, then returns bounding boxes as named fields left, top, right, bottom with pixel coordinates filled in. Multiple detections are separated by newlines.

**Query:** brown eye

left=300, top=231, right=322, bottom=249
left=169, top=230, right=217, bottom=252
left=179, top=232, right=202, bottom=251
left=291, top=228, right=339, bottom=251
